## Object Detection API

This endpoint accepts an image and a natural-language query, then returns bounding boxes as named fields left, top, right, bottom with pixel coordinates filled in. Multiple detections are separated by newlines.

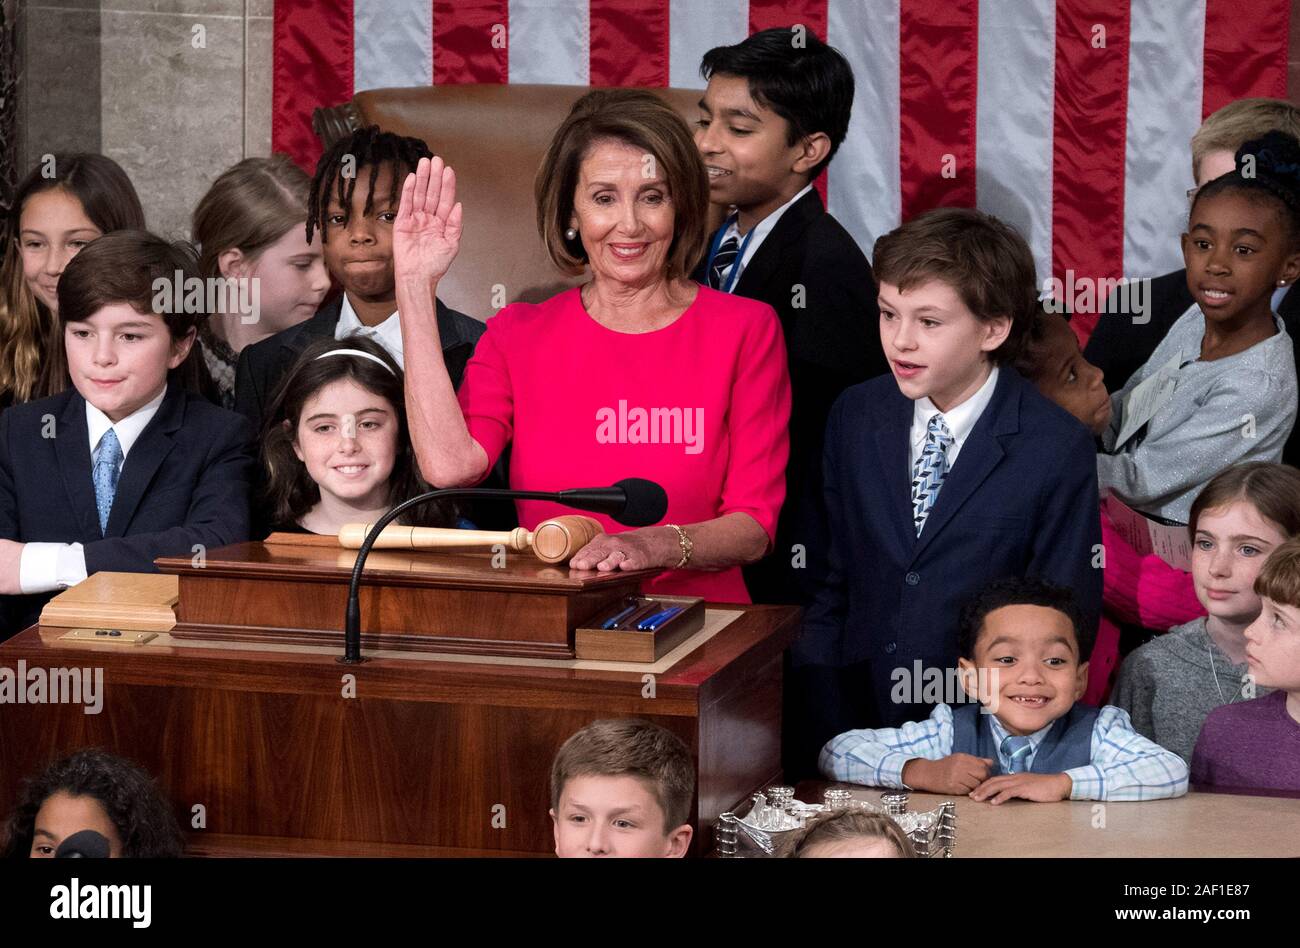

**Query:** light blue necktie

left=910, top=414, right=954, bottom=535
left=93, top=428, right=122, bottom=535
left=1000, top=734, right=1034, bottom=774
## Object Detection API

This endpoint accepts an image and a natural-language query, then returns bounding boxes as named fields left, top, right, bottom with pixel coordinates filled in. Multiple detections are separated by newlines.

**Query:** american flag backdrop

left=272, top=0, right=1291, bottom=342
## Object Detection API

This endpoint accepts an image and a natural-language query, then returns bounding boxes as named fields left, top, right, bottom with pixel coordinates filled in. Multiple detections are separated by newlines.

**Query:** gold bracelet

left=666, top=523, right=693, bottom=569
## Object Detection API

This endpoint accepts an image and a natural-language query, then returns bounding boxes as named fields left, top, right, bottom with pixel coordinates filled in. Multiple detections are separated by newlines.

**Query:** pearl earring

left=565, top=227, right=578, bottom=241
left=1280, top=280, right=1288, bottom=287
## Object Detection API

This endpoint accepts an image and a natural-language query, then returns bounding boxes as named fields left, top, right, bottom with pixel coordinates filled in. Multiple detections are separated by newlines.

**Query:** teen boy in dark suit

left=691, top=27, right=887, bottom=609
left=0, top=232, right=254, bottom=638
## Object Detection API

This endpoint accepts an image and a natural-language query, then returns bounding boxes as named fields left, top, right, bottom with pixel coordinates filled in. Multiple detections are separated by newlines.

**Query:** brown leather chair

left=314, top=85, right=712, bottom=321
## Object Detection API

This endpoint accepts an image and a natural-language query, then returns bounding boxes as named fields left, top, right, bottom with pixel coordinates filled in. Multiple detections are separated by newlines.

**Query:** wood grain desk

left=798, top=782, right=1300, bottom=857
left=0, top=603, right=799, bottom=857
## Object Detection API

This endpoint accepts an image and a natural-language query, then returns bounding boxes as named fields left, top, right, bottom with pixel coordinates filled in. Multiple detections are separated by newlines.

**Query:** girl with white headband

left=257, top=336, right=459, bottom=535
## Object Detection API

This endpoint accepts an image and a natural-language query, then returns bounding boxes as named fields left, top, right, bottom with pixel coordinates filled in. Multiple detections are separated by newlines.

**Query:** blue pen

left=601, top=602, right=642, bottom=630
left=636, top=606, right=684, bottom=631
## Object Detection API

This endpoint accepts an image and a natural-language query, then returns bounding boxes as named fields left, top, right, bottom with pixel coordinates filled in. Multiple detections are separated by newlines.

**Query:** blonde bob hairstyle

left=534, top=89, right=709, bottom=281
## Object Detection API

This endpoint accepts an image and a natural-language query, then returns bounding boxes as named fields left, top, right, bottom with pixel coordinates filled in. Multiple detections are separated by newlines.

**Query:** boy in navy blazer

left=794, top=209, right=1102, bottom=764
left=0, top=232, right=254, bottom=639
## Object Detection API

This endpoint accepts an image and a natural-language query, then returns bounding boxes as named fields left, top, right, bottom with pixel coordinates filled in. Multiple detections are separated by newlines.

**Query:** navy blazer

left=795, top=367, right=1102, bottom=727
left=0, top=381, right=255, bottom=637
left=692, top=190, right=888, bottom=606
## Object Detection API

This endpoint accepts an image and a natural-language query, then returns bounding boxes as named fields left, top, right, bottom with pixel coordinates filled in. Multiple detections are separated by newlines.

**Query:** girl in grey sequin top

left=1098, top=132, right=1300, bottom=523
left=1098, top=306, right=1296, bottom=523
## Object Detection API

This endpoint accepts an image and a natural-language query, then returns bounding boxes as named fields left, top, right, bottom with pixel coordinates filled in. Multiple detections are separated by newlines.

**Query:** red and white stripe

left=273, top=0, right=1290, bottom=344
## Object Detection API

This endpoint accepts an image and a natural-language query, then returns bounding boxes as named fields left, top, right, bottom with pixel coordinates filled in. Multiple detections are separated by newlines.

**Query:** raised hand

left=393, top=156, right=463, bottom=287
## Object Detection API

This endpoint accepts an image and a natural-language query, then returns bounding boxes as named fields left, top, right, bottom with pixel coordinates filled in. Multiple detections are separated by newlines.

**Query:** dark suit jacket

left=233, top=294, right=485, bottom=436
left=0, top=381, right=255, bottom=638
left=795, top=367, right=1103, bottom=730
left=692, top=189, right=888, bottom=607
left=1084, top=270, right=1300, bottom=466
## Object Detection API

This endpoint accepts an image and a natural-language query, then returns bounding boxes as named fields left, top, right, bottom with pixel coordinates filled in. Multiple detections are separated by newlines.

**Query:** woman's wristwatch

left=665, top=524, right=693, bottom=569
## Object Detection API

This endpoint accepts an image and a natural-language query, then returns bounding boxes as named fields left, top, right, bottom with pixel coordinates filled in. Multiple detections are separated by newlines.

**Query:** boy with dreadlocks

left=235, top=126, right=484, bottom=436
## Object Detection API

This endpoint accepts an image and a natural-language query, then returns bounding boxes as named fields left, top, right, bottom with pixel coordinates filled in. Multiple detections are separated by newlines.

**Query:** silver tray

left=715, top=788, right=957, bottom=858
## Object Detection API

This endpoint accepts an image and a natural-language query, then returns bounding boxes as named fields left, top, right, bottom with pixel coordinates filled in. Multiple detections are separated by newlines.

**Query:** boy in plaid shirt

left=822, top=578, right=1188, bottom=803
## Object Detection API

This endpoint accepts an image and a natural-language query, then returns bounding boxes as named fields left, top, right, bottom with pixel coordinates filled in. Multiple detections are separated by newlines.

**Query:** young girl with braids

left=234, top=126, right=483, bottom=436
left=1097, top=131, right=1300, bottom=524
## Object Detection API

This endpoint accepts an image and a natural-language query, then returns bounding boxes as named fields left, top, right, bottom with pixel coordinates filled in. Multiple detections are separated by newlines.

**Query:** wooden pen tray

left=574, top=595, right=705, bottom=662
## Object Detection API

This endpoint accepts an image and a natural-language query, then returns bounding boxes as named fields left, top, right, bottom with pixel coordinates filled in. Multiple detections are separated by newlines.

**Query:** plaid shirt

left=820, top=703, right=1188, bottom=801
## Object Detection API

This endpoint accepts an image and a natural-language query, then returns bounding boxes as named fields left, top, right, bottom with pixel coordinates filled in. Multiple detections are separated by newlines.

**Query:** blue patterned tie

left=709, top=232, right=741, bottom=289
left=93, top=428, right=122, bottom=535
left=910, top=414, right=954, bottom=535
left=1001, top=735, right=1034, bottom=774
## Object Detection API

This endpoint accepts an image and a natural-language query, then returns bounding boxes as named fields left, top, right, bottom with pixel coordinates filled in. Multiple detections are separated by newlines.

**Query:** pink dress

left=457, top=285, right=791, bottom=602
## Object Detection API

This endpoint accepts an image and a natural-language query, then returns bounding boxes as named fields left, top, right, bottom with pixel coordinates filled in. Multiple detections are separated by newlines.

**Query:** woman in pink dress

left=394, top=90, right=791, bottom=602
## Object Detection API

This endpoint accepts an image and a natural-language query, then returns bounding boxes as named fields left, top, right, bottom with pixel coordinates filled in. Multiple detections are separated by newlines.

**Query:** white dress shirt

left=18, top=387, right=167, bottom=594
left=908, top=365, right=1000, bottom=472
left=334, top=293, right=404, bottom=368
left=712, top=183, right=815, bottom=292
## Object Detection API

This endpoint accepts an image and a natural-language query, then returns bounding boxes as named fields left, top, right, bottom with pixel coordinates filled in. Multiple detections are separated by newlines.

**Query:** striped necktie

left=910, top=414, right=953, bottom=535
left=1000, top=735, right=1034, bottom=774
left=709, top=231, right=741, bottom=290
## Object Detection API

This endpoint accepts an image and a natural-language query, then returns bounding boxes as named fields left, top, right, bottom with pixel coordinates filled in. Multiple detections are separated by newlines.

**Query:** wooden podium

left=0, top=538, right=800, bottom=857
left=154, top=535, right=652, bottom=659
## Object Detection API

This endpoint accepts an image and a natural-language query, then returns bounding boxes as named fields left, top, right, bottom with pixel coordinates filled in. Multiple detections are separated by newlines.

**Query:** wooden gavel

left=336, top=515, right=605, bottom=564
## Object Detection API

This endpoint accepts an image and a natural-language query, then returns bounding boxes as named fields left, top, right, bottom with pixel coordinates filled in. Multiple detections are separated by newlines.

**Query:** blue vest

left=950, top=702, right=1099, bottom=775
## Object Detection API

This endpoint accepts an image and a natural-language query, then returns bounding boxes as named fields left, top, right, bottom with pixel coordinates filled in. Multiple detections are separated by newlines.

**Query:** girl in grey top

left=1110, top=462, right=1300, bottom=761
left=1112, top=617, right=1271, bottom=763
left=1098, top=132, right=1300, bottom=524
left=1098, top=308, right=1295, bottom=523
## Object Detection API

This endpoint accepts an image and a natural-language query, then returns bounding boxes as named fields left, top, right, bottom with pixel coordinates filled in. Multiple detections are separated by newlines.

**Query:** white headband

left=314, top=348, right=397, bottom=376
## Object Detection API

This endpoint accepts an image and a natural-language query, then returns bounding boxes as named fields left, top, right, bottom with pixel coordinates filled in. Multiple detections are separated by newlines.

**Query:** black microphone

left=56, top=830, right=110, bottom=858
left=341, top=479, right=668, bottom=663
left=555, top=478, right=668, bottom=527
